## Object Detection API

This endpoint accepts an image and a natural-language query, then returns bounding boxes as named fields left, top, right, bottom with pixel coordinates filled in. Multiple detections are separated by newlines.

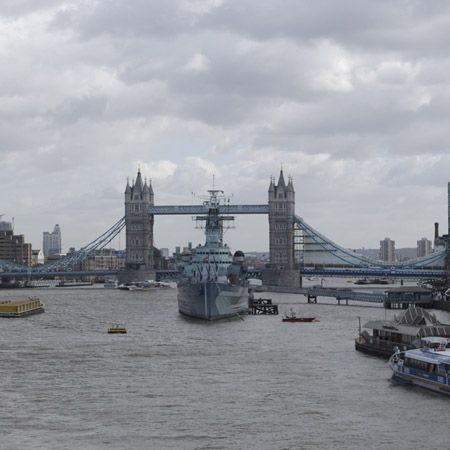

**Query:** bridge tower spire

left=121, top=169, right=155, bottom=282
left=268, top=169, right=295, bottom=269
left=263, top=170, right=300, bottom=287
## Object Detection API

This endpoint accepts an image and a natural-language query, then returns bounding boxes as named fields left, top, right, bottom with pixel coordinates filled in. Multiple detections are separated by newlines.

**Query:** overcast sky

left=1, top=0, right=450, bottom=253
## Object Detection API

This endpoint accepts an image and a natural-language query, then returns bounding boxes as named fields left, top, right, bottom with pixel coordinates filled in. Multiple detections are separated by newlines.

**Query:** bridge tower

left=120, top=169, right=155, bottom=282
left=263, top=170, right=301, bottom=287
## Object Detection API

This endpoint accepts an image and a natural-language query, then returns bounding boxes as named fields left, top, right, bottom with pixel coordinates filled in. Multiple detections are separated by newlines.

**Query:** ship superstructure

left=177, top=189, right=248, bottom=320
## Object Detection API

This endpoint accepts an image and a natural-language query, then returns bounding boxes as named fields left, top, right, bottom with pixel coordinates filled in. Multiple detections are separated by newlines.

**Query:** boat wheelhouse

left=389, top=337, right=450, bottom=395
left=355, top=305, right=450, bottom=358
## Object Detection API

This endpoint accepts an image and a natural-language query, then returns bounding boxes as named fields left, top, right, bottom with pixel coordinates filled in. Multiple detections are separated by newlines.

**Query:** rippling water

left=1, top=285, right=449, bottom=450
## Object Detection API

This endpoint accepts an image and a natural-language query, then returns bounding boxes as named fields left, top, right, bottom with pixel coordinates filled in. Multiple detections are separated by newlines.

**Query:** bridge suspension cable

left=35, top=216, right=126, bottom=273
left=0, top=258, right=30, bottom=272
left=0, top=217, right=126, bottom=275
left=294, top=215, right=446, bottom=270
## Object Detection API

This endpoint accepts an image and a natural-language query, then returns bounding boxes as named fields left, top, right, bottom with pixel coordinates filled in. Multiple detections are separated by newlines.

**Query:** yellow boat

left=0, top=297, right=44, bottom=317
left=107, top=324, right=127, bottom=334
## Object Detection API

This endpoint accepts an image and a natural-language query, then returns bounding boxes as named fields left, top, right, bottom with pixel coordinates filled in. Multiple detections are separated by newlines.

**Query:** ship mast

left=194, top=189, right=234, bottom=247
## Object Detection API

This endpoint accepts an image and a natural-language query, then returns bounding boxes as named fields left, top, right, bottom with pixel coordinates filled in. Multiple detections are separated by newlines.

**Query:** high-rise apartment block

left=417, top=237, right=432, bottom=257
left=43, top=224, right=62, bottom=257
left=379, top=237, right=396, bottom=262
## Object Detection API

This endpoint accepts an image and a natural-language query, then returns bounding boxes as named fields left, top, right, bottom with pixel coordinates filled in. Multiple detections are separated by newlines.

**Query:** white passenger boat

left=104, top=279, right=118, bottom=289
left=389, top=337, right=450, bottom=395
left=118, top=280, right=174, bottom=291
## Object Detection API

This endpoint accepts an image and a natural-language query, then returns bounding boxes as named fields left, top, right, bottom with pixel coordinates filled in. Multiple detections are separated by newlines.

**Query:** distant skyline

left=1, top=1, right=450, bottom=253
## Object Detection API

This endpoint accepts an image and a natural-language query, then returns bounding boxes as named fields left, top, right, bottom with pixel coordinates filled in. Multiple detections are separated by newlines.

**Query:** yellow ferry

left=0, top=297, right=44, bottom=317
left=107, top=324, right=127, bottom=334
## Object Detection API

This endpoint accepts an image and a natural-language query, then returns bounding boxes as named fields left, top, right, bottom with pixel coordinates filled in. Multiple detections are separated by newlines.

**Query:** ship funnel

left=233, top=250, right=245, bottom=264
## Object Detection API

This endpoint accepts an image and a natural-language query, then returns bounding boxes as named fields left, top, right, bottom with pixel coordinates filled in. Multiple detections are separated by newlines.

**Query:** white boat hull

left=390, top=362, right=450, bottom=395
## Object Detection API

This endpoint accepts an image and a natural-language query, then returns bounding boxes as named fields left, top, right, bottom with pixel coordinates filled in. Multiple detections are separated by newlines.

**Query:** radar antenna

left=192, top=186, right=235, bottom=243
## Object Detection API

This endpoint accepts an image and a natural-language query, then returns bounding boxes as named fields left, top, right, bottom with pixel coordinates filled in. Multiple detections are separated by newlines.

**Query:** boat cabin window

left=404, top=357, right=434, bottom=372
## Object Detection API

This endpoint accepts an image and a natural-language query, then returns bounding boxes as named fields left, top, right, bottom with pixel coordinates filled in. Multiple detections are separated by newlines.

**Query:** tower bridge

left=0, top=170, right=448, bottom=285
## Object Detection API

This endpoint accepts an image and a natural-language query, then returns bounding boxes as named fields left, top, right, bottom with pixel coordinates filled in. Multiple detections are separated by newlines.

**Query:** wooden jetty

left=249, top=298, right=279, bottom=315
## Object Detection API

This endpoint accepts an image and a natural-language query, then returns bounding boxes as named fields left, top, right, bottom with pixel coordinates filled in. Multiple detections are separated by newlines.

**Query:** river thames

left=1, top=285, right=449, bottom=450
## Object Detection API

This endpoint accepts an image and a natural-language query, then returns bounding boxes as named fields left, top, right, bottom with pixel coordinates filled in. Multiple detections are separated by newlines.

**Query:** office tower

left=43, top=224, right=62, bottom=257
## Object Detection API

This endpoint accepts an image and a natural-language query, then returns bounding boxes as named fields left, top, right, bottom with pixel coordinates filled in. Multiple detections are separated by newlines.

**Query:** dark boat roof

left=396, top=306, right=439, bottom=325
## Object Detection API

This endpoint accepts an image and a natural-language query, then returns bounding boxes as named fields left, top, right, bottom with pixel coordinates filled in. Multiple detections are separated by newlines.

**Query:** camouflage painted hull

left=177, top=281, right=248, bottom=320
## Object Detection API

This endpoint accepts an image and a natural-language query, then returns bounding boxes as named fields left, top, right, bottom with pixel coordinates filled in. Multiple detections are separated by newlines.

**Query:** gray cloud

left=0, top=0, right=61, bottom=17
left=50, top=95, right=108, bottom=124
left=1, top=0, right=449, bottom=252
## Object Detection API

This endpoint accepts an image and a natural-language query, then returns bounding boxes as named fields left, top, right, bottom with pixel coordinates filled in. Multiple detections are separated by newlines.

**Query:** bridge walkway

left=254, top=285, right=386, bottom=304
left=254, top=285, right=435, bottom=308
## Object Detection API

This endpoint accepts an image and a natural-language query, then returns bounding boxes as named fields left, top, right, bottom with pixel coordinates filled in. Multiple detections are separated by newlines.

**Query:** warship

left=177, top=189, right=249, bottom=320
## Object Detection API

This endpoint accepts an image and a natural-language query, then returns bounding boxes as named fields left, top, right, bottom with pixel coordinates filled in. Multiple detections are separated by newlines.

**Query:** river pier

left=254, top=285, right=436, bottom=309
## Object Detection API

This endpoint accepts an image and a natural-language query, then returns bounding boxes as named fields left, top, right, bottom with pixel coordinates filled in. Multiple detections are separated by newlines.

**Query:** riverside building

left=0, top=229, right=32, bottom=266
left=81, top=249, right=126, bottom=271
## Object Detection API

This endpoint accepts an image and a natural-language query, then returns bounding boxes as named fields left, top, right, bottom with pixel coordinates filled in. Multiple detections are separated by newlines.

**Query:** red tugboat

left=282, top=309, right=317, bottom=323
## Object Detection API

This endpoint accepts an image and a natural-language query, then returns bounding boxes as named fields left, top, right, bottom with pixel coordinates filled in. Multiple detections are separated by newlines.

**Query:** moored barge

left=0, top=297, right=44, bottom=317
left=355, top=305, right=450, bottom=358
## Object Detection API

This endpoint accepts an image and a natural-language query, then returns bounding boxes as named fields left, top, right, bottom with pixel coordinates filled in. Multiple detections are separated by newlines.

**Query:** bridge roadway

left=0, top=270, right=119, bottom=278
left=301, top=267, right=445, bottom=279
left=2, top=267, right=444, bottom=282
